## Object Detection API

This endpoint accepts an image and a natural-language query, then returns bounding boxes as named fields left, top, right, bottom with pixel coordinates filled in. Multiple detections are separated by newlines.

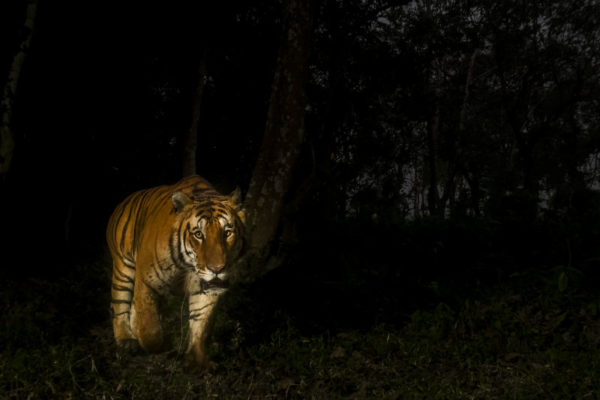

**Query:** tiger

left=106, top=175, right=245, bottom=370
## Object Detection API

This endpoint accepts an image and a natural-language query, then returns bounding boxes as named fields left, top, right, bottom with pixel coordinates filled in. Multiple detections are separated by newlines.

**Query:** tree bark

left=237, top=0, right=312, bottom=279
left=454, top=49, right=479, bottom=216
left=426, top=102, right=441, bottom=216
left=459, top=49, right=478, bottom=133
left=182, top=54, right=208, bottom=177
left=0, top=0, right=37, bottom=182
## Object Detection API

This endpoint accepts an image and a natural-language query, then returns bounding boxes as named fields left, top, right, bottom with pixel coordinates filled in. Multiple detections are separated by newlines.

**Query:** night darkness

left=2, top=0, right=600, bottom=398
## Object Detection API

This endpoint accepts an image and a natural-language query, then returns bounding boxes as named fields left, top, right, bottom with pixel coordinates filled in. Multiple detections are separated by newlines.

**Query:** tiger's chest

left=140, top=261, right=180, bottom=295
left=140, top=259, right=206, bottom=297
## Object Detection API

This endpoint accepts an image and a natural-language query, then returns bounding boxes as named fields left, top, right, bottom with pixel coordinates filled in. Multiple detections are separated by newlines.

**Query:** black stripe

left=169, top=221, right=187, bottom=268
left=214, top=209, right=228, bottom=218
left=169, top=229, right=179, bottom=266
left=114, top=267, right=134, bottom=282
left=189, top=304, right=213, bottom=313
left=131, top=189, right=154, bottom=251
left=183, top=226, right=192, bottom=257
left=173, top=218, right=193, bottom=268
left=157, top=188, right=176, bottom=213
left=195, top=200, right=215, bottom=208
left=113, top=311, right=130, bottom=317
left=119, top=192, right=141, bottom=253
left=110, top=194, right=135, bottom=247
left=111, top=199, right=129, bottom=229
left=189, top=303, right=215, bottom=320
left=112, top=283, right=133, bottom=293
left=113, top=275, right=132, bottom=284
left=123, top=261, right=136, bottom=270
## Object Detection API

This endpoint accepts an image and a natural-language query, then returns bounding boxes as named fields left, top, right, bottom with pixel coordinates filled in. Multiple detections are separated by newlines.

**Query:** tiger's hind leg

left=111, top=258, right=139, bottom=354
left=133, top=276, right=164, bottom=353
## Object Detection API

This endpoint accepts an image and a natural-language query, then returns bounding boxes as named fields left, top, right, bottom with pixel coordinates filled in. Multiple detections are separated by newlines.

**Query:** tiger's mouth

left=201, top=277, right=228, bottom=290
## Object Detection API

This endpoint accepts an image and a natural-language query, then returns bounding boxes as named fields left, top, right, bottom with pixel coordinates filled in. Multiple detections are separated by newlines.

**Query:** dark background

left=2, top=0, right=600, bottom=317
left=2, top=0, right=600, bottom=397
left=1, top=1, right=279, bottom=268
left=2, top=0, right=600, bottom=326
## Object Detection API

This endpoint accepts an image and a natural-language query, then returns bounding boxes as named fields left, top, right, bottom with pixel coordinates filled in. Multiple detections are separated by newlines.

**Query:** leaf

left=558, top=271, right=568, bottom=292
left=330, top=346, right=346, bottom=359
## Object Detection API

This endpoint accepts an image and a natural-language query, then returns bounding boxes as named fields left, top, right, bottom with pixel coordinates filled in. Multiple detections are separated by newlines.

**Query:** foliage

left=3, top=250, right=600, bottom=399
left=2, top=0, right=598, bottom=239
left=306, top=0, right=600, bottom=223
left=1, top=1, right=600, bottom=398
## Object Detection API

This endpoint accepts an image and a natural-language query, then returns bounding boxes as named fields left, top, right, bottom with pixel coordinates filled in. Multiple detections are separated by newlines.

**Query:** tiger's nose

left=207, top=263, right=225, bottom=274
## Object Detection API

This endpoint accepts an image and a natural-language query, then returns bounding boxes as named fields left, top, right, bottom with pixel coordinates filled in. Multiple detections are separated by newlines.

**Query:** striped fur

left=106, top=175, right=244, bottom=370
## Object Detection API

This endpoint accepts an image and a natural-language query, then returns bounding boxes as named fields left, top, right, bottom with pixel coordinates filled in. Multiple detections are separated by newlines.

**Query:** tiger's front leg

left=185, top=291, right=221, bottom=371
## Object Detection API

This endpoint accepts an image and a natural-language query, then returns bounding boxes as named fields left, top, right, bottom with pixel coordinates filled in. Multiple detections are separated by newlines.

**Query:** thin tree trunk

left=0, top=0, right=37, bottom=182
left=237, top=0, right=312, bottom=279
left=459, top=49, right=478, bottom=132
left=426, top=103, right=440, bottom=216
left=452, top=49, right=479, bottom=216
left=182, top=54, right=208, bottom=177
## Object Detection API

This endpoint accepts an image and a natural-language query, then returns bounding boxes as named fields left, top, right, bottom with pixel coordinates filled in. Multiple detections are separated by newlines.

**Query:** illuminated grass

left=1, top=261, right=599, bottom=399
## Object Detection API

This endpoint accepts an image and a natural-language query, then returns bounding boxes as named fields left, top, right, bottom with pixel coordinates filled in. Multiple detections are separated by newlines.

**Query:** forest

left=1, top=0, right=600, bottom=398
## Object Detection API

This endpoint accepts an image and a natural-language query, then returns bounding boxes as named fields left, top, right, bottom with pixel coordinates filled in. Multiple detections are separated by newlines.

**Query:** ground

left=2, top=257, right=600, bottom=399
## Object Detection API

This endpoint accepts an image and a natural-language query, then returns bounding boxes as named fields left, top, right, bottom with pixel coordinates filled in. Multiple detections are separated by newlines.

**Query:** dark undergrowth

left=2, top=219, right=600, bottom=399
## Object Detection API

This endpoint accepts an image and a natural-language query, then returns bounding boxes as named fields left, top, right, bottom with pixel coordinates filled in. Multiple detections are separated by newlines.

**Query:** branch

left=0, top=0, right=37, bottom=181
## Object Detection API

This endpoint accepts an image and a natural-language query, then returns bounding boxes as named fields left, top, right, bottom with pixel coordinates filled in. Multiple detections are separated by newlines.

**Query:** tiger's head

left=170, top=188, right=245, bottom=286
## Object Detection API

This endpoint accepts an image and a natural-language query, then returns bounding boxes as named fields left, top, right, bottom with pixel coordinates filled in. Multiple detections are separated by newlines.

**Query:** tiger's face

left=171, top=190, right=244, bottom=284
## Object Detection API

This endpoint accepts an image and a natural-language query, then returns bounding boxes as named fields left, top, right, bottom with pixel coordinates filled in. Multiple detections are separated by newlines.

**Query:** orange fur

left=107, top=175, right=244, bottom=370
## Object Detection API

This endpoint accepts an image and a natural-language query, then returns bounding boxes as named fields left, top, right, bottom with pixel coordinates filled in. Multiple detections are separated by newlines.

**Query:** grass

left=2, top=255, right=600, bottom=399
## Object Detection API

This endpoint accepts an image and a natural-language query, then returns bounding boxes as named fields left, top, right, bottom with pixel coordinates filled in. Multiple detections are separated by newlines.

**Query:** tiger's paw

left=183, top=352, right=216, bottom=374
left=116, top=338, right=141, bottom=360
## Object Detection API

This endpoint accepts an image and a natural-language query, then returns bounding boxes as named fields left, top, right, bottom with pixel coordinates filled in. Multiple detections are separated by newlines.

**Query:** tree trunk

left=426, top=102, right=441, bottom=216
left=459, top=49, right=478, bottom=133
left=0, top=0, right=37, bottom=182
left=182, top=54, right=208, bottom=177
left=455, top=49, right=479, bottom=216
left=237, top=0, right=312, bottom=279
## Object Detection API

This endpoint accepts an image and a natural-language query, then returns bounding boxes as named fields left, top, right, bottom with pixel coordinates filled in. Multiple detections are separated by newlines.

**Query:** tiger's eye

left=193, top=231, right=204, bottom=240
left=224, top=230, right=233, bottom=238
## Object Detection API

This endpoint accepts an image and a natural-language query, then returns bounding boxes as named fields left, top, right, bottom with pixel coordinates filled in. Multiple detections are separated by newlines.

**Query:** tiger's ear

left=172, top=191, right=192, bottom=213
left=236, top=208, right=246, bottom=224
left=229, top=187, right=245, bottom=224
left=229, top=186, right=243, bottom=207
